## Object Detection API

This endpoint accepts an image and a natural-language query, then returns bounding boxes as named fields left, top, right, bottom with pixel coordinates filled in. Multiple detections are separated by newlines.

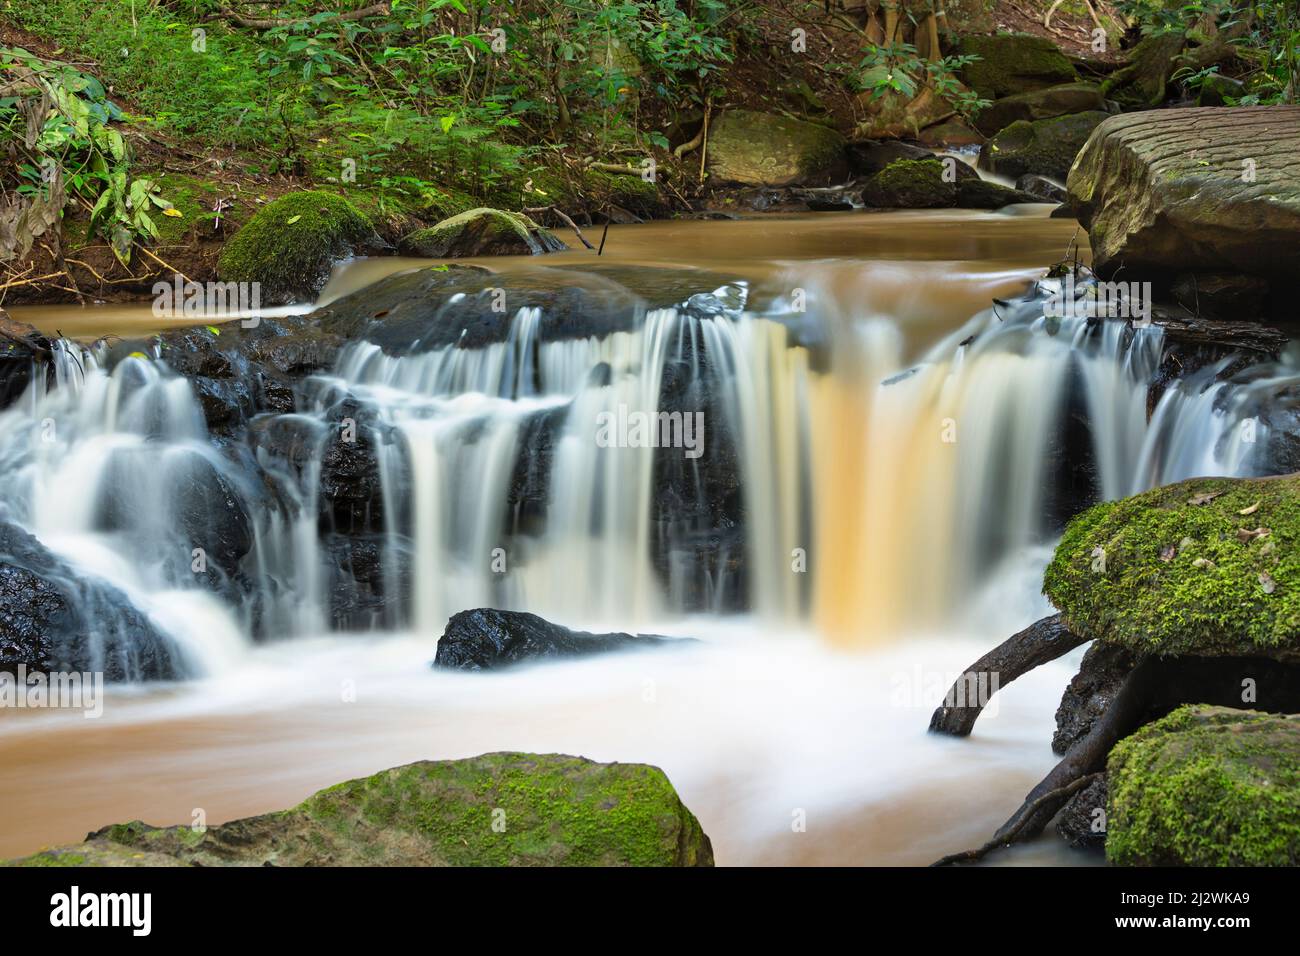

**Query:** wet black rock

left=0, top=313, right=51, bottom=411
left=311, top=266, right=647, bottom=354
left=0, top=522, right=182, bottom=681
left=1015, top=174, right=1068, bottom=203
left=1170, top=272, right=1270, bottom=321
left=1053, top=642, right=1137, bottom=755
left=1054, top=773, right=1108, bottom=849
left=433, top=608, right=690, bottom=670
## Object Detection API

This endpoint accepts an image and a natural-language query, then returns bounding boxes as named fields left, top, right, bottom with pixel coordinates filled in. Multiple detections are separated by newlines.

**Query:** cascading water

left=2, top=267, right=1296, bottom=661
left=4, top=211, right=1300, bottom=866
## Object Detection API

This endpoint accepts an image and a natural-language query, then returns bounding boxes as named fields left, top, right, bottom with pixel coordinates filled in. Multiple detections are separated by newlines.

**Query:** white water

left=2, top=213, right=1297, bottom=863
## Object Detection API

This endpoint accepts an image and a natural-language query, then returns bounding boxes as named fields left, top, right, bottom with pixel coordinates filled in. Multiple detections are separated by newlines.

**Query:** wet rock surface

left=433, top=608, right=692, bottom=670
left=0, top=522, right=182, bottom=681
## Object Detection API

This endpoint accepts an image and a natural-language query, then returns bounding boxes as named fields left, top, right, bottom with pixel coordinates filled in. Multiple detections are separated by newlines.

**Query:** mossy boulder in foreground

left=8, top=753, right=714, bottom=867
left=217, top=190, right=378, bottom=305
left=1107, top=705, right=1300, bottom=866
left=398, top=207, right=566, bottom=258
left=1044, top=476, right=1300, bottom=660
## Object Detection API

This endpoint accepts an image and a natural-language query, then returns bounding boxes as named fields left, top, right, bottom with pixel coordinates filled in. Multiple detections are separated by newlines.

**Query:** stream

left=2, top=208, right=1296, bottom=865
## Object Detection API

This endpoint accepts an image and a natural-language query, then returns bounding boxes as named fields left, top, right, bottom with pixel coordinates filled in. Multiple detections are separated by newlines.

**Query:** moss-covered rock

left=956, top=33, right=1077, bottom=100
left=980, top=110, right=1108, bottom=181
left=1107, top=705, right=1300, bottom=866
left=1043, top=476, right=1300, bottom=660
left=1100, top=31, right=1187, bottom=109
left=5, top=753, right=714, bottom=867
left=398, top=207, right=565, bottom=258
left=217, top=190, right=377, bottom=305
left=707, top=109, right=846, bottom=187
left=860, top=159, right=958, bottom=208
left=973, top=82, right=1105, bottom=136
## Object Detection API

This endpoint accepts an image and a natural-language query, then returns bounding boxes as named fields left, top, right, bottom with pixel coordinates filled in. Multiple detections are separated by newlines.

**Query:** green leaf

left=286, top=214, right=302, bottom=225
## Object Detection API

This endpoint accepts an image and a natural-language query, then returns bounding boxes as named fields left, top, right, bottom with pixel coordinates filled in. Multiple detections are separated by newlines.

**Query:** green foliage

left=0, top=45, right=175, bottom=263
left=1116, top=0, right=1300, bottom=103
left=853, top=43, right=990, bottom=120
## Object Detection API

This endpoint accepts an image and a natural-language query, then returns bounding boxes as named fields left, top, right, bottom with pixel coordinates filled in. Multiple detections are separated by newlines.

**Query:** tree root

left=929, top=614, right=1087, bottom=737
left=933, top=653, right=1300, bottom=865
left=932, top=773, right=1102, bottom=867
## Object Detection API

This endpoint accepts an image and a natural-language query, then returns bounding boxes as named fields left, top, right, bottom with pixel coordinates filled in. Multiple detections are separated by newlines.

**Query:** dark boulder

left=0, top=522, right=182, bottom=681
left=846, top=140, right=935, bottom=176
left=433, top=608, right=690, bottom=670
left=1170, top=272, right=1269, bottom=320
left=955, top=178, right=1041, bottom=209
left=980, top=111, right=1109, bottom=181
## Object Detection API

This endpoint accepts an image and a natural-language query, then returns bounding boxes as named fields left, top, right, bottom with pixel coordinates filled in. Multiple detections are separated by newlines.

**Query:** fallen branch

left=522, top=205, right=595, bottom=250
left=931, top=773, right=1102, bottom=866
left=929, top=614, right=1088, bottom=737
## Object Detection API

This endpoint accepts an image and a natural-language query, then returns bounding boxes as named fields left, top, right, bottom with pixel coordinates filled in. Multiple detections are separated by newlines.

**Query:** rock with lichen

left=398, top=207, right=566, bottom=258
left=1043, top=475, right=1300, bottom=661
left=1106, top=705, right=1300, bottom=866
left=706, top=109, right=847, bottom=187
left=7, top=753, right=714, bottom=867
left=980, top=111, right=1108, bottom=182
left=860, top=158, right=959, bottom=208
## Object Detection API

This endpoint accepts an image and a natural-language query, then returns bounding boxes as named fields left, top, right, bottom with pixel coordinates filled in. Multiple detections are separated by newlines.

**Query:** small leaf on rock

left=1259, top=571, right=1277, bottom=595
left=1237, top=527, right=1270, bottom=543
left=1239, top=500, right=1261, bottom=516
left=1187, top=491, right=1224, bottom=506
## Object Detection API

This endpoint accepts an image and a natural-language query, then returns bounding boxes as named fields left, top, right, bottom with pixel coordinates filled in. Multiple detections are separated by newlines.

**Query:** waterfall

left=2, top=268, right=1296, bottom=670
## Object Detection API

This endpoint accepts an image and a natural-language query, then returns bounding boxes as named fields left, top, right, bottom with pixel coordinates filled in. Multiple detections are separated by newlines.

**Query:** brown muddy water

left=0, top=207, right=1103, bottom=866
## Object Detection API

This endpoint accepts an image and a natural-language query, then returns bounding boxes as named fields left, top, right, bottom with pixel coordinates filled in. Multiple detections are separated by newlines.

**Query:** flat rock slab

left=7, top=753, right=714, bottom=867
left=1068, top=107, right=1300, bottom=280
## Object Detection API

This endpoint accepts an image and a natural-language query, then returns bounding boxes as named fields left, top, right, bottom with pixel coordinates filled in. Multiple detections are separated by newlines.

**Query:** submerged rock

left=398, top=207, right=566, bottom=258
left=706, top=109, right=847, bottom=187
left=980, top=111, right=1108, bottom=181
left=433, top=608, right=689, bottom=670
left=1043, top=475, right=1300, bottom=661
left=8, top=753, right=715, bottom=867
left=217, top=191, right=380, bottom=305
left=956, top=33, right=1077, bottom=100
left=0, top=522, right=181, bottom=681
left=1067, top=107, right=1300, bottom=282
left=1107, top=705, right=1300, bottom=865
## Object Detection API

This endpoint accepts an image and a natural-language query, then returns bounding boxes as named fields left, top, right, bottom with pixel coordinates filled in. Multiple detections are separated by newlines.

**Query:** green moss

left=398, top=207, right=564, bottom=258
left=5, top=753, right=713, bottom=867
left=983, top=111, right=1108, bottom=180
left=861, top=159, right=957, bottom=209
left=1044, top=476, right=1300, bottom=658
left=957, top=33, right=1077, bottom=99
left=150, top=173, right=224, bottom=245
left=1107, top=705, right=1300, bottom=866
left=217, top=190, right=375, bottom=304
